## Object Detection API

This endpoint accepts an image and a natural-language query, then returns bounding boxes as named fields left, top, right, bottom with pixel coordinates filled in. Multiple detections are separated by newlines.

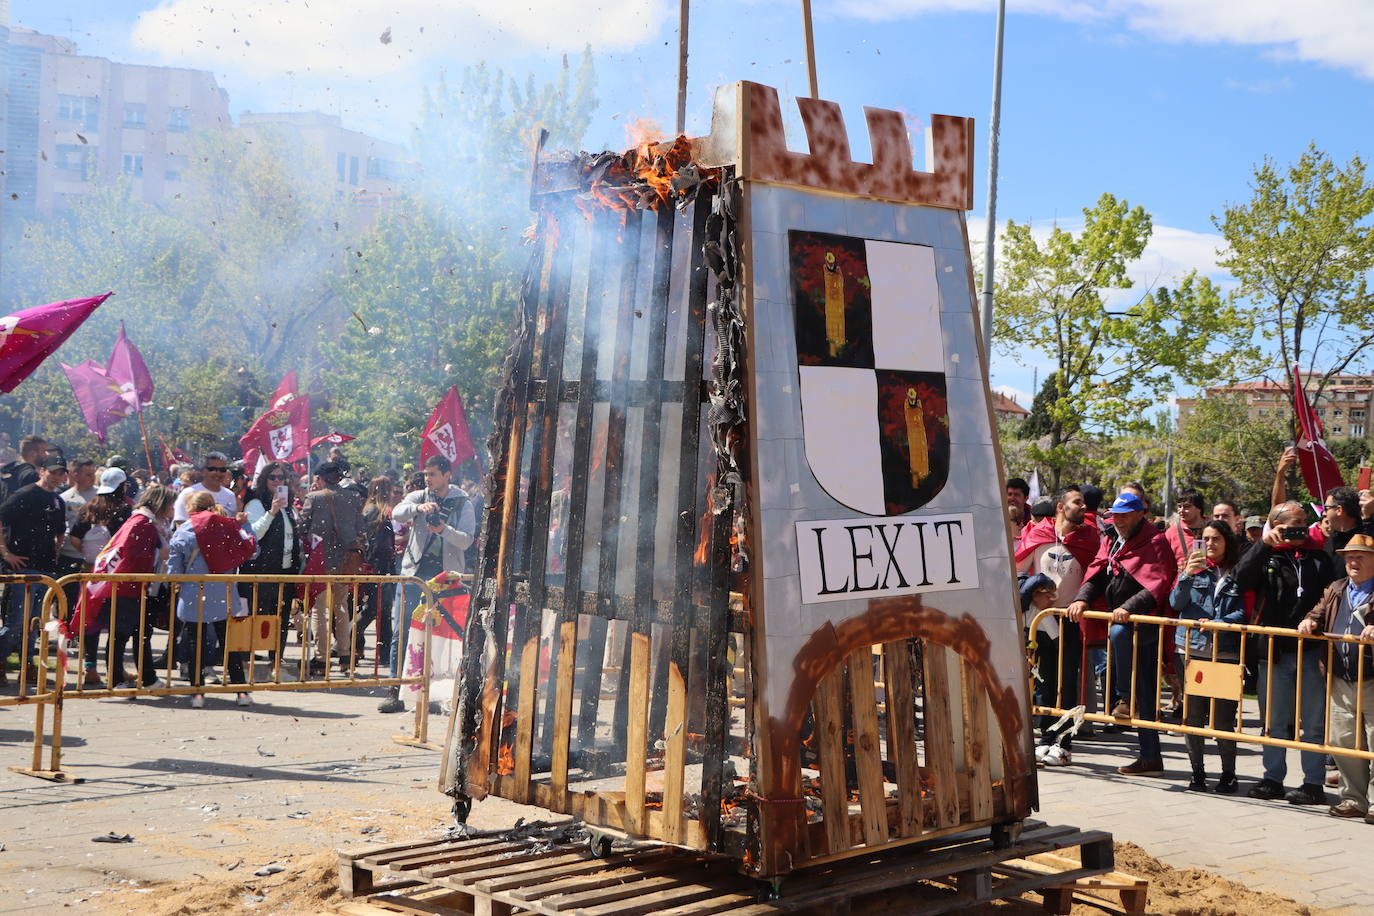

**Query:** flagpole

left=135, top=408, right=155, bottom=475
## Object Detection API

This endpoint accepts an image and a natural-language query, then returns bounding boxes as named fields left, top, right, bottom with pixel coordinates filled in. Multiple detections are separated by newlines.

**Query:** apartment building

left=1177, top=375, right=1374, bottom=441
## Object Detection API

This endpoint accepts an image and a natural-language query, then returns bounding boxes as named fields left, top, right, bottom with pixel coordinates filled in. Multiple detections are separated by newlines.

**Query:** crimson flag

left=310, top=430, right=355, bottom=448
left=269, top=370, right=298, bottom=409
left=1292, top=364, right=1344, bottom=503
left=106, top=321, right=154, bottom=411
left=60, top=359, right=131, bottom=443
left=240, top=394, right=311, bottom=465
left=420, top=386, right=475, bottom=469
left=0, top=292, right=112, bottom=392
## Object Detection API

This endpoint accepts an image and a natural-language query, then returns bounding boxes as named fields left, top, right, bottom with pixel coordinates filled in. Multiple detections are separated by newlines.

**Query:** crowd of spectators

left=1013, top=449, right=1374, bottom=823
left=0, top=435, right=480, bottom=714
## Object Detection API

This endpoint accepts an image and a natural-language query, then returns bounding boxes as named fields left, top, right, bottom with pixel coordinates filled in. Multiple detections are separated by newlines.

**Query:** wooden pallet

left=996, top=852, right=1149, bottom=915
left=336, top=822, right=1114, bottom=916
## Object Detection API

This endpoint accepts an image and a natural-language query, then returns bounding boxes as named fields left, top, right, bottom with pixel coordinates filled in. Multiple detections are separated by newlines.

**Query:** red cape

left=189, top=511, right=257, bottom=573
left=1015, top=518, right=1100, bottom=571
left=1082, top=520, right=1178, bottom=612
left=79, top=512, right=161, bottom=629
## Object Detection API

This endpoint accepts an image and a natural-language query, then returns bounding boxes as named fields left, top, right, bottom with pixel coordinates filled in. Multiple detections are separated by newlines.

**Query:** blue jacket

left=1169, top=565, right=1246, bottom=657
left=167, top=520, right=255, bottom=623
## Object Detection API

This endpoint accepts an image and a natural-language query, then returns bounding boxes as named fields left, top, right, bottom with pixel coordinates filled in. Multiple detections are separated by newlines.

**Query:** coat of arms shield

left=268, top=423, right=293, bottom=460
left=790, top=230, right=949, bottom=516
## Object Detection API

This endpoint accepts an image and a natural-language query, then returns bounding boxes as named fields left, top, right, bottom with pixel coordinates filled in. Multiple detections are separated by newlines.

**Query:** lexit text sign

left=795, top=512, right=979, bottom=605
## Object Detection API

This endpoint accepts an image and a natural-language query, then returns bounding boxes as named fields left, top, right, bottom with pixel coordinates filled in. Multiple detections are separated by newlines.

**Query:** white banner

left=795, top=512, right=979, bottom=604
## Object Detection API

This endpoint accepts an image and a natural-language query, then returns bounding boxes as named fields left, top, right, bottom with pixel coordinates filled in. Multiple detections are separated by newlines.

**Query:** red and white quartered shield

left=789, top=231, right=949, bottom=516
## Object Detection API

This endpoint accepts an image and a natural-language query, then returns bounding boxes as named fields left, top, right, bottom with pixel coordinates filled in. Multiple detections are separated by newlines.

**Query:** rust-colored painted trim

left=732, top=82, right=974, bottom=210
left=756, top=595, right=1031, bottom=874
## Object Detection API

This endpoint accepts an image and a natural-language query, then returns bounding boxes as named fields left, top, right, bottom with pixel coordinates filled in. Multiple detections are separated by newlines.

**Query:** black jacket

left=1234, top=541, right=1336, bottom=655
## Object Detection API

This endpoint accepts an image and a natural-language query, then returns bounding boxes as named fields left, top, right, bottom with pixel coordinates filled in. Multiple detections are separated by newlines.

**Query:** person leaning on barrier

left=1300, top=533, right=1374, bottom=822
left=1066, top=491, right=1178, bottom=777
left=1234, top=500, right=1337, bottom=805
left=378, top=454, right=475, bottom=714
left=0, top=454, right=68, bottom=688
left=1017, top=485, right=1102, bottom=766
left=298, top=461, right=366, bottom=675
left=85, top=484, right=177, bottom=692
left=69, top=475, right=132, bottom=686
left=169, top=489, right=258, bottom=708
left=1170, top=520, right=1248, bottom=794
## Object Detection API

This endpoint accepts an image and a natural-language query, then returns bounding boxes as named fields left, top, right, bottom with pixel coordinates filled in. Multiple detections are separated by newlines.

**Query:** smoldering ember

left=0, top=5, right=1371, bottom=916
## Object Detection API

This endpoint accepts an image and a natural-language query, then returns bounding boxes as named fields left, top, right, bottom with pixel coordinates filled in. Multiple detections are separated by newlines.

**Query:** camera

left=1282, top=525, right=1308, bottom=541
left=426, top=511, right=447, bottom=528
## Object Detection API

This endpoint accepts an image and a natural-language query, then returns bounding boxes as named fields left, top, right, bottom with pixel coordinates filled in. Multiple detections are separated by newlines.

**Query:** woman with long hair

left=168, top=489, right=257, bottom=707
left=1170, top=519, right=1248, bottom=793
left=93, top=484, right=177, bottom=692
left=69, top=487, right=132, bottom=685
left=240, top=462, right=301, bottom=663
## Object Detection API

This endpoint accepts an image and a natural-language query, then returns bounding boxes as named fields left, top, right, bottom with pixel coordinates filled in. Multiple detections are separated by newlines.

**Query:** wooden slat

left=543, top=872, right=694, bottom=910
left=503, top=857, right=695, bottom=903
left=363, top=838, right=512, bottom=869
left=847, top=647, right=889, bottom=847
left=811, top=663, right=850, bottom=856
left=550, top=618, right=579, bottom=809
left=624, top=631, right=653, bottom=835
left=961, top=658, right=994, bottom=823
left=512, top=629, right=540, bottom=804
left=921, top=642, right=960, bottom=828
left=442, top=850, right=590, bottom=887
left=882, top=639, right=924, bottom=837
left=472, top=848, right=672, bottom=894
left=661, top=654, right=689, bottom=843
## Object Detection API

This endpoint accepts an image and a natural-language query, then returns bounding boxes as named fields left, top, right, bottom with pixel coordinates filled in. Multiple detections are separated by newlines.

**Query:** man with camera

left=1234, top=500, right=1337, bottom=804
left=378, top=454, right=475, bottom=713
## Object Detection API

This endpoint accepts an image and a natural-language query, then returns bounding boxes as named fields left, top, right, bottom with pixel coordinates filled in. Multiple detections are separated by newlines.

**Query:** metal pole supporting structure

left=801, top=0, right=819, bottom=98
left=675, top=0, right=690, bottom=136
left=979, top=0, right=1007, bottom=361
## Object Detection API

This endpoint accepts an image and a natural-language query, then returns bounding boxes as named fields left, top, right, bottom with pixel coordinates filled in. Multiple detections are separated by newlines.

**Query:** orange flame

left=497, top=743, right=515, bottom=776
left=693, top=475, right=716, bottom=566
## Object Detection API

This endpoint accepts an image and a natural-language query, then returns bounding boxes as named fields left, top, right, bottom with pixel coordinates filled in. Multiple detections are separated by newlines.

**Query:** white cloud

left=127, top=0, right=669, bottom=140
left=992, top=383, right=1033, bottom=406
left=832, top=0, right=1374, bottom=80
left=130, top=0, right=666, bottom=82
left=969, top=216, right=1231, bottom=299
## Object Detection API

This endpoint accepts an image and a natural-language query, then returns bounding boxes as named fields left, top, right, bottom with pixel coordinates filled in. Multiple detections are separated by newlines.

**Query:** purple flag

left=61, top=359, right=132, bottom=443
left=106, top=321, right=153, bottom=411
left=0, top=292, right=112, bottom=393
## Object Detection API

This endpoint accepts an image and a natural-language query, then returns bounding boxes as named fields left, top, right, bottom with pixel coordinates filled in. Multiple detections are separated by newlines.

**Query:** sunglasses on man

left=204, top=465, right=228, bottom=473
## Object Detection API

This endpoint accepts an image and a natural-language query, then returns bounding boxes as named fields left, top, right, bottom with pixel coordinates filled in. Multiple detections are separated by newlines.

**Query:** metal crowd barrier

left=1, top=573, right=448, bottom=782
left=1027, top=607, right=1374, bottom=761
left=0, top=576, right=68, bottom=781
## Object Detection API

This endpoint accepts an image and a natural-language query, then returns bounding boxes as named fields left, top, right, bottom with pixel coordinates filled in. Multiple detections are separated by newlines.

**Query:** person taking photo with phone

left=378, top=454, right=475, bottom=713
left=1234, top=500, right=1337, bottom=805
left=241, top=463, right=302, bottom=662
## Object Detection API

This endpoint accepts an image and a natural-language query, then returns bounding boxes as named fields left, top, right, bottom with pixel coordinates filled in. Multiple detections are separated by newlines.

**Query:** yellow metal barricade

left=1026, top=608, right=1374, bottom=762
left=3, top=572, right=453, bottom=779
left=1, top=576, right=70, bottom=781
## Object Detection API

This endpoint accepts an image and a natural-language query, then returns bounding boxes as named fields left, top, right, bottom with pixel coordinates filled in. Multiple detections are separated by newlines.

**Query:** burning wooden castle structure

left=441, top=81, right=1034, bottom=879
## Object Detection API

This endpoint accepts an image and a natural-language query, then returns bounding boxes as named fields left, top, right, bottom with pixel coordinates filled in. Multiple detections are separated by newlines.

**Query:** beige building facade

left=1177, top=375, right=1374, bottom=441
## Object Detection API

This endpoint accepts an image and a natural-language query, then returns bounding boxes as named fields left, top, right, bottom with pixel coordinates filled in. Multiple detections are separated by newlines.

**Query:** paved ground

left=1037, top=711, right=1370, bottom=912
left=0, top=673, right=1368, bottom=913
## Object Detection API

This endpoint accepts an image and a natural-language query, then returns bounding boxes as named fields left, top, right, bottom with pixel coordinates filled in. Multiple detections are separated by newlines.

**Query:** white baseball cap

left=95, top=467, right=127, bottom=495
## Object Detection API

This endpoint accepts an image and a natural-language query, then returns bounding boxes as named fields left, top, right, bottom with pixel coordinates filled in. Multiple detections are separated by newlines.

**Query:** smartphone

left=1191, top=538, right=1204, bottom=553
left=1282, top=526, right=1308, bottom=541
left=1359, top=466, right=1371, bottom=491
left=276, top=485, right=288, bottom=500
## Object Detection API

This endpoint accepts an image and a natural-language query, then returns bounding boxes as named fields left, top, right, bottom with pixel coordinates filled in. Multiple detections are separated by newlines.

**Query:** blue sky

left=13, top=1, right=1373, bottom=405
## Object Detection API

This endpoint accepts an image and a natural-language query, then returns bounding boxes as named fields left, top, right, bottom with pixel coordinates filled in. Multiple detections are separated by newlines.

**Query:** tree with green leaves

left=993, top=193, right=1256, bottom=488
left=1216, top=145, right=1374, bottom=411
left=321, top=55, right=600, bottom=473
